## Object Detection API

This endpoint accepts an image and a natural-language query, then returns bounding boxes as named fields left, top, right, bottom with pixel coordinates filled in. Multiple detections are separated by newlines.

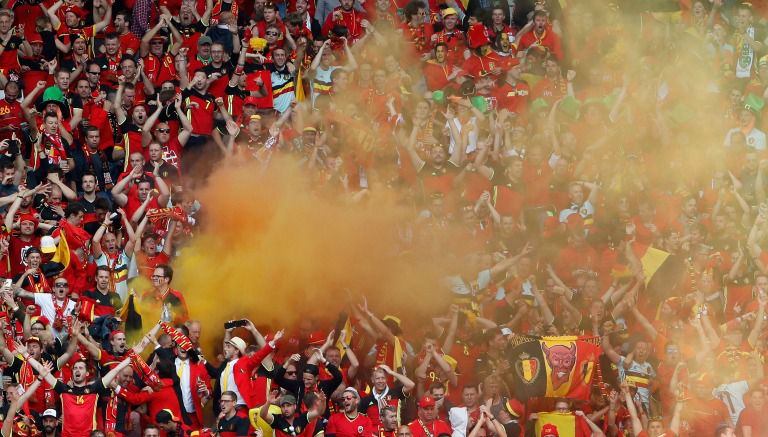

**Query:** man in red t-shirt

left=735, top=389, right=768, bottom=437
left=326, top=388, right=375, bottom=437
left=408, top=396, right=452, bottom=437
left=111, top=164, right=171, bottom=221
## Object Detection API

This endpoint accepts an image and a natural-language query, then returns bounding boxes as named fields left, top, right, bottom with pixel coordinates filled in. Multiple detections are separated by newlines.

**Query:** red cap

left=35, top=316, right=50, bottom=327
left=26, top=336, right=41, bottom=346
left=418, top=396, right=436, bottom=408
left=307, top=331, right=325, bottom=346
left=243, top=96, right=260, bottom=106
left=64, top=5, right=86, bottom=17
left=18, top=213, right=39, bottom=228
left=28, top=34, right=43, bottom=44
left=466, top=23, right=490, bottom=49
left=541, top=424, right=559, bottom=437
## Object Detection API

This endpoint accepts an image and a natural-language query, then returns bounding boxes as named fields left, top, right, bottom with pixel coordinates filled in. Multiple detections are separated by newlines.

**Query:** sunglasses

left=266, top=31, right=279, bottom=36
left=156, top=128, right=171, bottom=134
left=55, top=283, right=69, bottom=287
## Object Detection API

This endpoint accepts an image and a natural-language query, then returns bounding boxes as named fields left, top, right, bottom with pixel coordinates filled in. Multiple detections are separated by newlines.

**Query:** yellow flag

left=335, top=316, right=353, bottom=359
left=295, top=68, right=305, bottom=102
left=535, top=412, right=576, bottom=437
left=640, top=247, right=671, bottom=286
left=393, top=336, right=404, bottom=372
left=52, top=229, right=70, bottom=270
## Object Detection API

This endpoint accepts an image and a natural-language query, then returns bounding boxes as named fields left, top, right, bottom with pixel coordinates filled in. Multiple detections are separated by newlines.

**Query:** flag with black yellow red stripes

left=509, top=336, right=601, bottom=401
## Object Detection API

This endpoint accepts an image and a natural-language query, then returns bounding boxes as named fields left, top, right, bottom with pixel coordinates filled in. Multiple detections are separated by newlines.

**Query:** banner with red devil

left=509, top=336, right=601, bottom=401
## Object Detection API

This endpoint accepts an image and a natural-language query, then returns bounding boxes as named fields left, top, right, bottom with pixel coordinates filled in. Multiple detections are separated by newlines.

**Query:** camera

left=224, top=319, right=249, bottom=329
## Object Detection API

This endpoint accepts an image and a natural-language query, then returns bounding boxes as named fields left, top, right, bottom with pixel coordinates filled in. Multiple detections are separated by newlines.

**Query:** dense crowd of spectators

left=0, top=0, right=766, bottom=436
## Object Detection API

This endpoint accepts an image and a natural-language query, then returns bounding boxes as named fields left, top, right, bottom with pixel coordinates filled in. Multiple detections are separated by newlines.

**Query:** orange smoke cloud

left=172, top=157, right=456, bottom=348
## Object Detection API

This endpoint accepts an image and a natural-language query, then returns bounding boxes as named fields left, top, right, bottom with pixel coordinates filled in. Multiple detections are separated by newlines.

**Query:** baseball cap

left=442, top=7, right=457, bottom=17
left=28, top=34, right=43, bottom=44
left=279, top=394, right=297, bottom=405
left=418, top=396, right=436, bottom=408
left=25, top=336, right=41, bottom=346
left=226, top=336, right=247, bottom=355
left=307, top=331, right=325, bottom=346
left=198, top=35, right=213, bottom=45
left=541, top=424, right=559, bottom=437
left=304, top=363, right=320, bottom=376
left=156, top=409, right=179, bottom=424
left=40, top=236, right=56, bottom=254
left=343, top=387, right=360, bottom=399
left=42, top=409, right=57, bottom=418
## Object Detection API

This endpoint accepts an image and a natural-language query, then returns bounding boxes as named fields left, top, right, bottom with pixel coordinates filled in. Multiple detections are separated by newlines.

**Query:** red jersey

left=493, top=81, right=530, bottom=114
left=326, top=412, right=376, bottom=437
left=183, top=89, right=216, bottom=136
left=422, top=61, right=457, bottom=92
left=54, top=379, right=109, bottom=437
left=462, top=52, right=506, bottom=78
left=321, top=8, right=368, bottom=43
left=8, top=235, right=41, bottom=276
left=432, top=30, right=466, bottom=66
left=142, top=53, right=177, bottom=87
left=0, top=99, right=23, bottom=140
left=408, top=419, right=451, bottom=437
left=516, top=25, right=563, bottom=61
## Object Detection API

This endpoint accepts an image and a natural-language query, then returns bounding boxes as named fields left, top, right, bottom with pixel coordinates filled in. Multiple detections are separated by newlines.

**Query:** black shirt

left=218, top=414, right=251, bottom=436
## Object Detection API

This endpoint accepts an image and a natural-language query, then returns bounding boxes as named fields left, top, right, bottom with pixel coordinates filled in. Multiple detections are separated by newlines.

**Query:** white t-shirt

left=713, top=380, right=750, bottom=425
left=33, top=293, right=76, bottom=335
left=724, top=127, right=767, bottom=151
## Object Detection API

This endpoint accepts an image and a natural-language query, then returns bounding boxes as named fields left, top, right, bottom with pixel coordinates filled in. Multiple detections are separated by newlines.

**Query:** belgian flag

left=509, top=336, right=601, bottom=401
left=633, top=244, right=685, bottom=306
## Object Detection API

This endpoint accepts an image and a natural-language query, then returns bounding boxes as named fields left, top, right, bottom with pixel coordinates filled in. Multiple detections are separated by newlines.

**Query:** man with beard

left=19, top=341, right=135, bottom=437
left=40, top=409, right=60, bottom=437
left=111, top=10, right=140, bottom=55
left=260, top=391, right=327, bottom=437
left=326, top=388, right=375, bottom=437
